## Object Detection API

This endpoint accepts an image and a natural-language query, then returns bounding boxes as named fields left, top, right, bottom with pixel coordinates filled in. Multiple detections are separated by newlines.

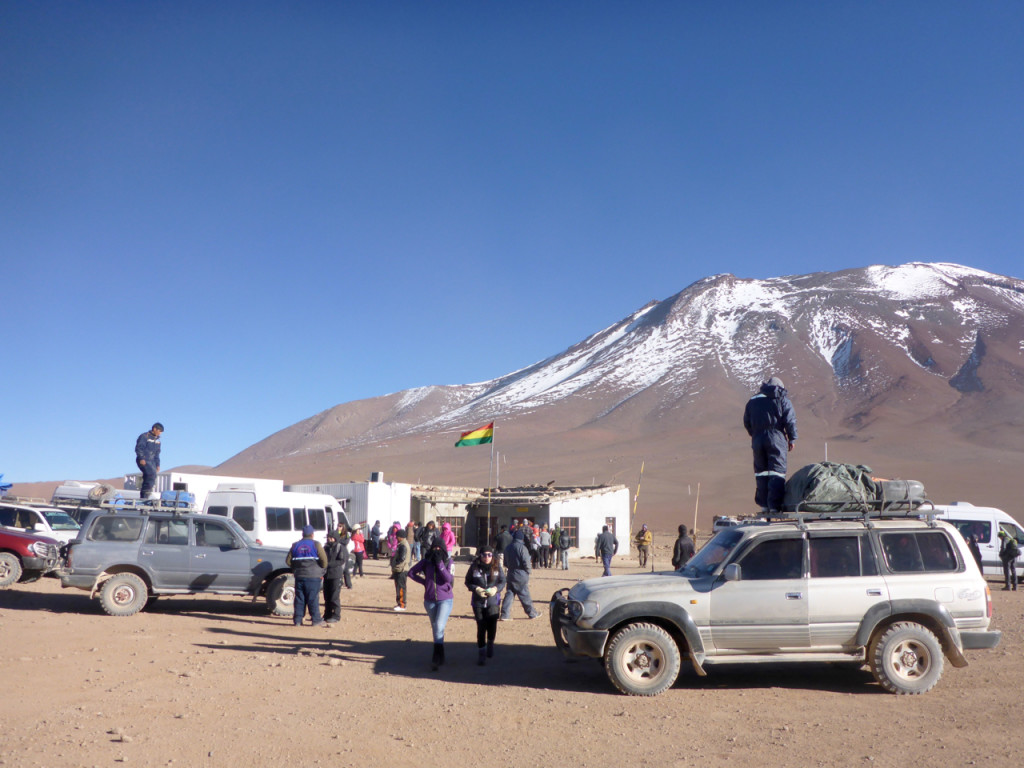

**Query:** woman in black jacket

left=464, top=545, right=506, bottom=665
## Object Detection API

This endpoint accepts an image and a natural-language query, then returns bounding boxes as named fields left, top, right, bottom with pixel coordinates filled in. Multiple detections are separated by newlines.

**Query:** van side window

left=949, top=519, right=990, bottom=544
left=307, top=508, right=326, bottom=530
left=207, top=506, right=228, bottom=517
left=232, top=506, right=255, bottom=532
left=292, top=509, right=305, bottom=530
left=266, top=507, right=290, bottom=532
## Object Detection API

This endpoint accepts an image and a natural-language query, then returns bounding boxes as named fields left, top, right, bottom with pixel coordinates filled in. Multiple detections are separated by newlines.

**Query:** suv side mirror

left=33, top=522, right=47, bottom=533
left=230, top=539, right=243, bottom=550
left=723, top=563, right=742, bottom=582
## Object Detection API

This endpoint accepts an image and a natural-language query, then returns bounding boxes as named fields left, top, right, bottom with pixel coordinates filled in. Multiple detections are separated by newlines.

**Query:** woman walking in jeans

left=408, top=539, right=455, bottom=671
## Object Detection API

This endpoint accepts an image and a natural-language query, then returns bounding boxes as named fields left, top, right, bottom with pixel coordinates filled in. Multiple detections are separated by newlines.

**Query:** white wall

left=551, top=486, right=630, bottom=558
left=154, top=472, right=284, bottom=507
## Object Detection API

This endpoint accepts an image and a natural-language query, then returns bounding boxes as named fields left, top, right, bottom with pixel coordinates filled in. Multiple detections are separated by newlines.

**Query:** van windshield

left=681, top=528, right=745, bottom=577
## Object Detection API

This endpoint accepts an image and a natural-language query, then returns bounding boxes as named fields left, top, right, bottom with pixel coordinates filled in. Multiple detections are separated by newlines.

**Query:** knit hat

left=302, top=525, right=315, bottom=536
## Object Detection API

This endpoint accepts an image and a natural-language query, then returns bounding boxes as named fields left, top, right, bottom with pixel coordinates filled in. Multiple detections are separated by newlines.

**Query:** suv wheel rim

left=112, top=583, right=137, bottom=606
left=624, top=641, right=662, bottom=679
left=890, top=639, right=928, bottom=680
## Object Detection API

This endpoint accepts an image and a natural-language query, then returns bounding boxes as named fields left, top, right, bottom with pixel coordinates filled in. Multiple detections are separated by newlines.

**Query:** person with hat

left=634, top=524, right=653, bottom=568
left=286, top=525, right=328, bottom=627
left=998, top=529, right=1019, bottom=591
left=464, top=545, right=506, bottom=665
left=743, top=375, right=798, bottom=515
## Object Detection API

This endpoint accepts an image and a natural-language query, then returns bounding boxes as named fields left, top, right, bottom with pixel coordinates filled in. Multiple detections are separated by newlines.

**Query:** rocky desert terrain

left=2, top=535, right=1020, bottom=768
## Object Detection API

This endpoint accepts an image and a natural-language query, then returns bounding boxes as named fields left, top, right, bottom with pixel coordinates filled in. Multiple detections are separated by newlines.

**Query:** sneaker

left=527, top=612, right=541, bottom=620
left=311, top=621, right=326, bottom=627
left=499, top=617, right=510, bottom=622
left=393, top=605, right=406, bottom=612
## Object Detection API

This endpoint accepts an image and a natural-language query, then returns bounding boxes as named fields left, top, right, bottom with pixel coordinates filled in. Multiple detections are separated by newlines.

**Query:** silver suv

left=61, top=508, right=295, bottom=617
left=550, top=515, right=1001, bottom=696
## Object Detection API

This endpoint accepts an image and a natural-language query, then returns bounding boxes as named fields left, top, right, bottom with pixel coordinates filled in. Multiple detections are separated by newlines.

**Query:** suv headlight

left=568, top=600, right=600, bottom=621
left=567, top=600, right=584, bottom=621
left=29, top=541, right=51, bottom=557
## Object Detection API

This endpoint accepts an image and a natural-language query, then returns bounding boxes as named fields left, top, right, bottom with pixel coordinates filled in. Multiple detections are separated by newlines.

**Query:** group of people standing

left=286, top=521, right=367, bottom=626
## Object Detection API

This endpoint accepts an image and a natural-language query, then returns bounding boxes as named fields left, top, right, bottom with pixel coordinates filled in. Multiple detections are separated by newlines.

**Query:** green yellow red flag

left=455, top=422, right=494, bottom=447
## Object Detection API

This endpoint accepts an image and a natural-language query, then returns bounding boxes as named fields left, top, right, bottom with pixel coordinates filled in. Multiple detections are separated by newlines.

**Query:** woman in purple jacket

left=408, top=539, right=455, bottom=671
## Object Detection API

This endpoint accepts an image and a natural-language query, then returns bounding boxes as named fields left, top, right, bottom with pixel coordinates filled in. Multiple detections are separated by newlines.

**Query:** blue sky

left=2, top=2, right=1022, bottom=482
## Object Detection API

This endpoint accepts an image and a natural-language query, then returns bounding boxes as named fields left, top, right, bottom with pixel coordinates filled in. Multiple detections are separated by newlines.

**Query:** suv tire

left=604, top=622, right=681, bottom=696
left=99, top=573, right=149, bottom=617
left=868, top=621, right=944, bottom=695
left=0, top=552, right=22, bottom=588
left=265, top=574, right=295, bottom=617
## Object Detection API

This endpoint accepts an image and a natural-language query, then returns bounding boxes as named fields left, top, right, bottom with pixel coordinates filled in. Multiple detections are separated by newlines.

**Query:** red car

left=0, top=527, right=61, bottom=587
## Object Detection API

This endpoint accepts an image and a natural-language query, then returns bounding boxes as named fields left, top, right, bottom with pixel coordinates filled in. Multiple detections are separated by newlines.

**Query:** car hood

left=569, top=571, right=693, bottom=601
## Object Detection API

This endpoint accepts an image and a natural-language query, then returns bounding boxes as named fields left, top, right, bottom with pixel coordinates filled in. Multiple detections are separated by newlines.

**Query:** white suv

left=0, top=500, right=82, bottom=544
left=550, top=515, right=1001, bottom=696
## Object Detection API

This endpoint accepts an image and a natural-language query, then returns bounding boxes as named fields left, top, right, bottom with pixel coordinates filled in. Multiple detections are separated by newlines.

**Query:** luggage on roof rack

left=783, top=462, right=926, bottom=514
left=765, top=497, right=936, bottom=524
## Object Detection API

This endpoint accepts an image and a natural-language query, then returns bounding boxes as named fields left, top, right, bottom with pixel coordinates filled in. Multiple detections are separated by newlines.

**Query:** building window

left=438, top=516, right=464, bottom=547
left=559, top=517, right=579, bottom=547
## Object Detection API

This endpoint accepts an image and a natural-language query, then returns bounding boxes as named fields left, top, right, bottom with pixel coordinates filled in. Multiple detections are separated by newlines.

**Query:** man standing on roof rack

left=134, top=423, right=163, bottom=500
left=743, top=376, right=797, bottom=515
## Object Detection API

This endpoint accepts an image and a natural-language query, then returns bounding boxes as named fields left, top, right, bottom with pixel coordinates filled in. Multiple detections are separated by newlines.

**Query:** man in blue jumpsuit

left=743, top=377, right=797, bottom=514
left=134, top=423, right=163, bottom=499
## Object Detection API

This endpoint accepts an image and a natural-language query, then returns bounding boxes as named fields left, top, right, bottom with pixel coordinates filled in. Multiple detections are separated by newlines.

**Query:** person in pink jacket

left=441, top=522, right=457, bottom=557
left=351, top=524, right=366, bottom=577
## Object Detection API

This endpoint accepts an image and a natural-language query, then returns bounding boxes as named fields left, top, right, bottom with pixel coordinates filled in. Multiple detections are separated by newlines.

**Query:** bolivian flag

left=455, top=422, right=494, bottom=447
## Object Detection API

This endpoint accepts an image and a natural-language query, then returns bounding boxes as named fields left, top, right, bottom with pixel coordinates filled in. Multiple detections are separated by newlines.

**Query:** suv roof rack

left=765, top=498, right=936, bottom=525
left=93, top=496, right=196, bottom=515
left=0, top=495, right=55, bottom=507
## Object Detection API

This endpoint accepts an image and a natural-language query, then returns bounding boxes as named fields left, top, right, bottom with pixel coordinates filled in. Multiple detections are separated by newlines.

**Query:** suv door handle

left=867, top=589, right=883, bottom=596
left=785, top=592, right=803, bottom=600
left=194, top=553, right=206, bottom=559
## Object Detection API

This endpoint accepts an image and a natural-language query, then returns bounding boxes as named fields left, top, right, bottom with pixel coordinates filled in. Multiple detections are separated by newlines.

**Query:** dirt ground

left=1, top=535, right=1020, bottom=768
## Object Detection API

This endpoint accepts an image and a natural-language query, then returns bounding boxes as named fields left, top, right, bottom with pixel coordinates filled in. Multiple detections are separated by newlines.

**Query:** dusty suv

left=550, top=516, right=1001, bottom=696
left=61, top=509, right=295, bottom=617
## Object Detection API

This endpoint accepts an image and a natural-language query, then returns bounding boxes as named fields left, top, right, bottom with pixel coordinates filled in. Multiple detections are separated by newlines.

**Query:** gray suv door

left=140, top=516, right=192, bottom=589
left=191, top=519, right=252, bottom=591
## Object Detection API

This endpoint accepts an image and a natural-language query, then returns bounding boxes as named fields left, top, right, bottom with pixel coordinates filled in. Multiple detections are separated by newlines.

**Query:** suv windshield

left=43, top=511, right=81, bottom=531
left=682, top=528, right=745, bottom=576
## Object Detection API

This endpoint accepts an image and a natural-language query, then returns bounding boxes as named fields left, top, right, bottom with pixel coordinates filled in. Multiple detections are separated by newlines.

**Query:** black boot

left=431, top=643, right=442, bottom=671
left=438, top=642, right=445, bottom=666
left=486, top=641, right=494, bottom=658
left=478, top=647, right=486, bottom=666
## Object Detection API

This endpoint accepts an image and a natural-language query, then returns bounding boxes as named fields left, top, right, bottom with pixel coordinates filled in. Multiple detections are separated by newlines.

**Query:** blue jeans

left=602, top=553, right=613, bottom=576
left=423, top=599, right=453, bottom=642
left=294, top=577, right=323, bottom=625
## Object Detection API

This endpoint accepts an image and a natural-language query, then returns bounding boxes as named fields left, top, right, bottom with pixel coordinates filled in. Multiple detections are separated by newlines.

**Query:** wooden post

left=693, top=482, right=700, bottom=539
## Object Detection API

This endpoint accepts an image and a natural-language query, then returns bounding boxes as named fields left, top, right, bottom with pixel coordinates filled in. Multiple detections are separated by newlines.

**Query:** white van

left=202, top=484, right=350, bottom=548
left=927, top=502, right=1024, bottom=578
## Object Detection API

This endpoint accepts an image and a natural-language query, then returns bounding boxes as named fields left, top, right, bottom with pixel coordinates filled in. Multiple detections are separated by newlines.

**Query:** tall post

left=487, top=432, right=495, bottom=546
left=693, top=482, right=701, bottom=541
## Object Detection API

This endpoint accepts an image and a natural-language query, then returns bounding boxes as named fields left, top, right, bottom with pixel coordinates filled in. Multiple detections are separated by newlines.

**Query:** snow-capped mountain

left=220, top=263, right=1024, bottom=525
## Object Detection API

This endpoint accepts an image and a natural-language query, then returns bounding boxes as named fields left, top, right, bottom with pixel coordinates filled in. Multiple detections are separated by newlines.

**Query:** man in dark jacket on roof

left=743, top=376, right=798, bottom=514
left=134, top=423, right=163, bottom=499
